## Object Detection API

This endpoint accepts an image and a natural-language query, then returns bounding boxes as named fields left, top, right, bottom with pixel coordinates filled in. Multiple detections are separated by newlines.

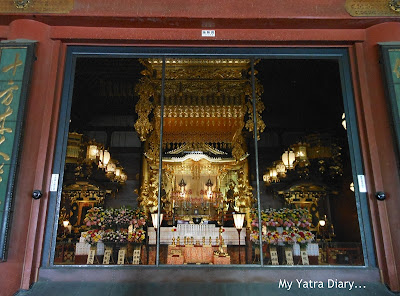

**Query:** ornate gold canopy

left=134, top=58, right=265, bottom=213
left=134, top=58, right=265, bottom=152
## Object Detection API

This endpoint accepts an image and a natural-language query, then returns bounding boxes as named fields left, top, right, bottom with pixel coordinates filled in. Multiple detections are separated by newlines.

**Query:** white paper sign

left=50, top=174, right=59, bottom=192
left=301, top=250, right=309, bottom=265
left=202, top=30, right=215, bottom=37
left=87, top=249, right=96, bottom=264
left=270, top=250, right=279, bottom=265
left=132, top=249, right=141, bottom=265
left=103, top=249, right=112, bottom=264
left=285, top=250, right=294, bottom=265
left=117, top=249, right=126, bottom=265
left=357, top=175, right=367, bottom=192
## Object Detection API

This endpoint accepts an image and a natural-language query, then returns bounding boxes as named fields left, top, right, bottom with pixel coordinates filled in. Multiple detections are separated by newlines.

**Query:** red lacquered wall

left=0, top=3, right=398, bottom=294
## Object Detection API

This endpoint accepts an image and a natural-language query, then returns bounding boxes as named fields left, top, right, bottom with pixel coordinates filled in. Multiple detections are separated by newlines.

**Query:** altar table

left=149, top=225, right=245, bottom=245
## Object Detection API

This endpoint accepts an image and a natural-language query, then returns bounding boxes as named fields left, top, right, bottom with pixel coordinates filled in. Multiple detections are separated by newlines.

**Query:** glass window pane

left=55, top=58, right=152, bottom=265
left=257, top=59, right=364, bottom=266
left=139, top=58, right=261, bottom=265
left=54, top=55, right=365, bottom=267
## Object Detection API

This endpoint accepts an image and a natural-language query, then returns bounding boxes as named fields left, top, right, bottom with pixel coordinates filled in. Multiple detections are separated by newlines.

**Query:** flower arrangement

left=249, top=208, right=315, bottom=245
left=293, top=230, right=315, bottom=244
left=260, top=208, right=312, bottom=230
left=84, top=206, right=147, bottom=230
left=102, top=229, right=129, bottom=243
left=84, top=207, right=104, bottom=228
left=130, top=208, right=147, bottom=229
left=82, top=229, right=103, bottom=245
left=101, top=207, right=136, bottom=229
left=82, top=206, right=147, bottom=245
left=128, top=229, right=146, bottom=243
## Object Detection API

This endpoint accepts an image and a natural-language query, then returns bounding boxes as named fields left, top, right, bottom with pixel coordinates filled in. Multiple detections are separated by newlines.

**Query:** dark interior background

left=68, top=57, right=361, bottom=243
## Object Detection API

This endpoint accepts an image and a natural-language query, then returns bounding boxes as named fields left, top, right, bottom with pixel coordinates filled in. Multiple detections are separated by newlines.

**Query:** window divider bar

left=251, top=58, right=264, bottom=266
left=156, top=57, right=166, bottom=266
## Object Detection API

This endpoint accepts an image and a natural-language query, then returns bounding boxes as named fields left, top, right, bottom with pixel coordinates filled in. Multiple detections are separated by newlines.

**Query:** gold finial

left=14, top=0, right=30, bottom=9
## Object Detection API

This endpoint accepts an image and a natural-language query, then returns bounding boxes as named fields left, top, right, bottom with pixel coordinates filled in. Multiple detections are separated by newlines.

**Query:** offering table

left=148, top=225, right=245, bottom=245
left=166, top=244, right=229, bottom=264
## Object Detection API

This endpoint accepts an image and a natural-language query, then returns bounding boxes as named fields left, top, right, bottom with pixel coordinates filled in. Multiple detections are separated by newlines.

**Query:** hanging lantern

left=292, top=142, right=309, bottom=166
left=121, top=173, right=128, bottom=182
left=269, top=167, right=278, bottom=183
left=281, top=150, right=295, bottom=169
left=87, top=145, right=98, bottom=160
left=98, top=149, right=104, bottom=168
left=205, top=178, right=213, bottom=198
left=106, top=161, right=116, bottom=173
left=205, top=178, right=213, bottom=190
left=275, top=160, right=286, bottom=175
left=342, top=113, right=347, bottom=130
left=179, top=178, right=186, bottom=193
left=263, top=172, right=269, bottom=182
left=103, top=150, right=111, bottom=166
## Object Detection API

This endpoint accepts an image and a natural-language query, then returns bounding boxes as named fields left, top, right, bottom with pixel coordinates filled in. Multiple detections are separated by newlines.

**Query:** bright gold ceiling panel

left=162, top=117, right=242, bottom=144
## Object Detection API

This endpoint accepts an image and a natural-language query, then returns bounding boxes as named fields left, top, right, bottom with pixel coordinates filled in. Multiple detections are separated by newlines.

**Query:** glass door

left=47, top=48, right=373, bottom=268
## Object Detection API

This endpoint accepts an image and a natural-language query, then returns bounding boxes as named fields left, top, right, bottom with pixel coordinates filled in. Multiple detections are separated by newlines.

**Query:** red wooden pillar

left=0, top=19, right=63, bottom=293
left=352, top=22, right=400, bottom=291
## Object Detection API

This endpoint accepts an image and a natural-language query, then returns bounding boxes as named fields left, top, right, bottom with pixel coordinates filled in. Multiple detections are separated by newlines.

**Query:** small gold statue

left=213, top=227, right=228, bottom=257
left=177, top=236, right=180, bottom=245
left=172, top=237, right=176, bottom=246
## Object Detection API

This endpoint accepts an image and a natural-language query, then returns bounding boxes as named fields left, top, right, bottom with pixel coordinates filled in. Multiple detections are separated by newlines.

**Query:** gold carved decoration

left=138, top=170, right=159, bottom=212
left=134, top=58, right=266, bottom=147
left=135, top=58, right=264, bottom=213
left=0, top=0, right=73, bottom=12
left=345, top=0, right=400, bottom=16
left=393, top=58, right=400, bottom=78
left=236, top=169, right=254, bottom=209
left=134, top=77, right=155, bottom=141
left=231, top=126, right=247, bottom=162
left=14, top=0, right=30, bottom=9
left=245, top=80, right=266, bottom=139
left=166, top=143, right=227, bottom=155
left=390, top=0, right=400, bottom=12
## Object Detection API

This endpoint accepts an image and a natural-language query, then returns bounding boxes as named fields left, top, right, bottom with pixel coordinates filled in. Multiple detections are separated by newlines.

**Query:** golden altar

left=134, top=58, right=265, bottom=221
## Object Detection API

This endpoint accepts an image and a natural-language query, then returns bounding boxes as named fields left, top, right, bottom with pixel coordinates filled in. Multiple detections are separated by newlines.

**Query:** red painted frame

left=0, top=15, right=398, bottom=294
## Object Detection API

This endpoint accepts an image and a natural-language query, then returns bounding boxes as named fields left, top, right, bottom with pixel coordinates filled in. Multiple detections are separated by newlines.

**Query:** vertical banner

left=269, top=247, right=279, bottom=265
left=300, top=250, right=309, bottom=265
left=285, top=249, right=294, bottom=265
left=0, top=42, right=35, bottom=261
left=380, top=43, right=400, bottom=157
left=103, top=249, right=112, bottom=265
